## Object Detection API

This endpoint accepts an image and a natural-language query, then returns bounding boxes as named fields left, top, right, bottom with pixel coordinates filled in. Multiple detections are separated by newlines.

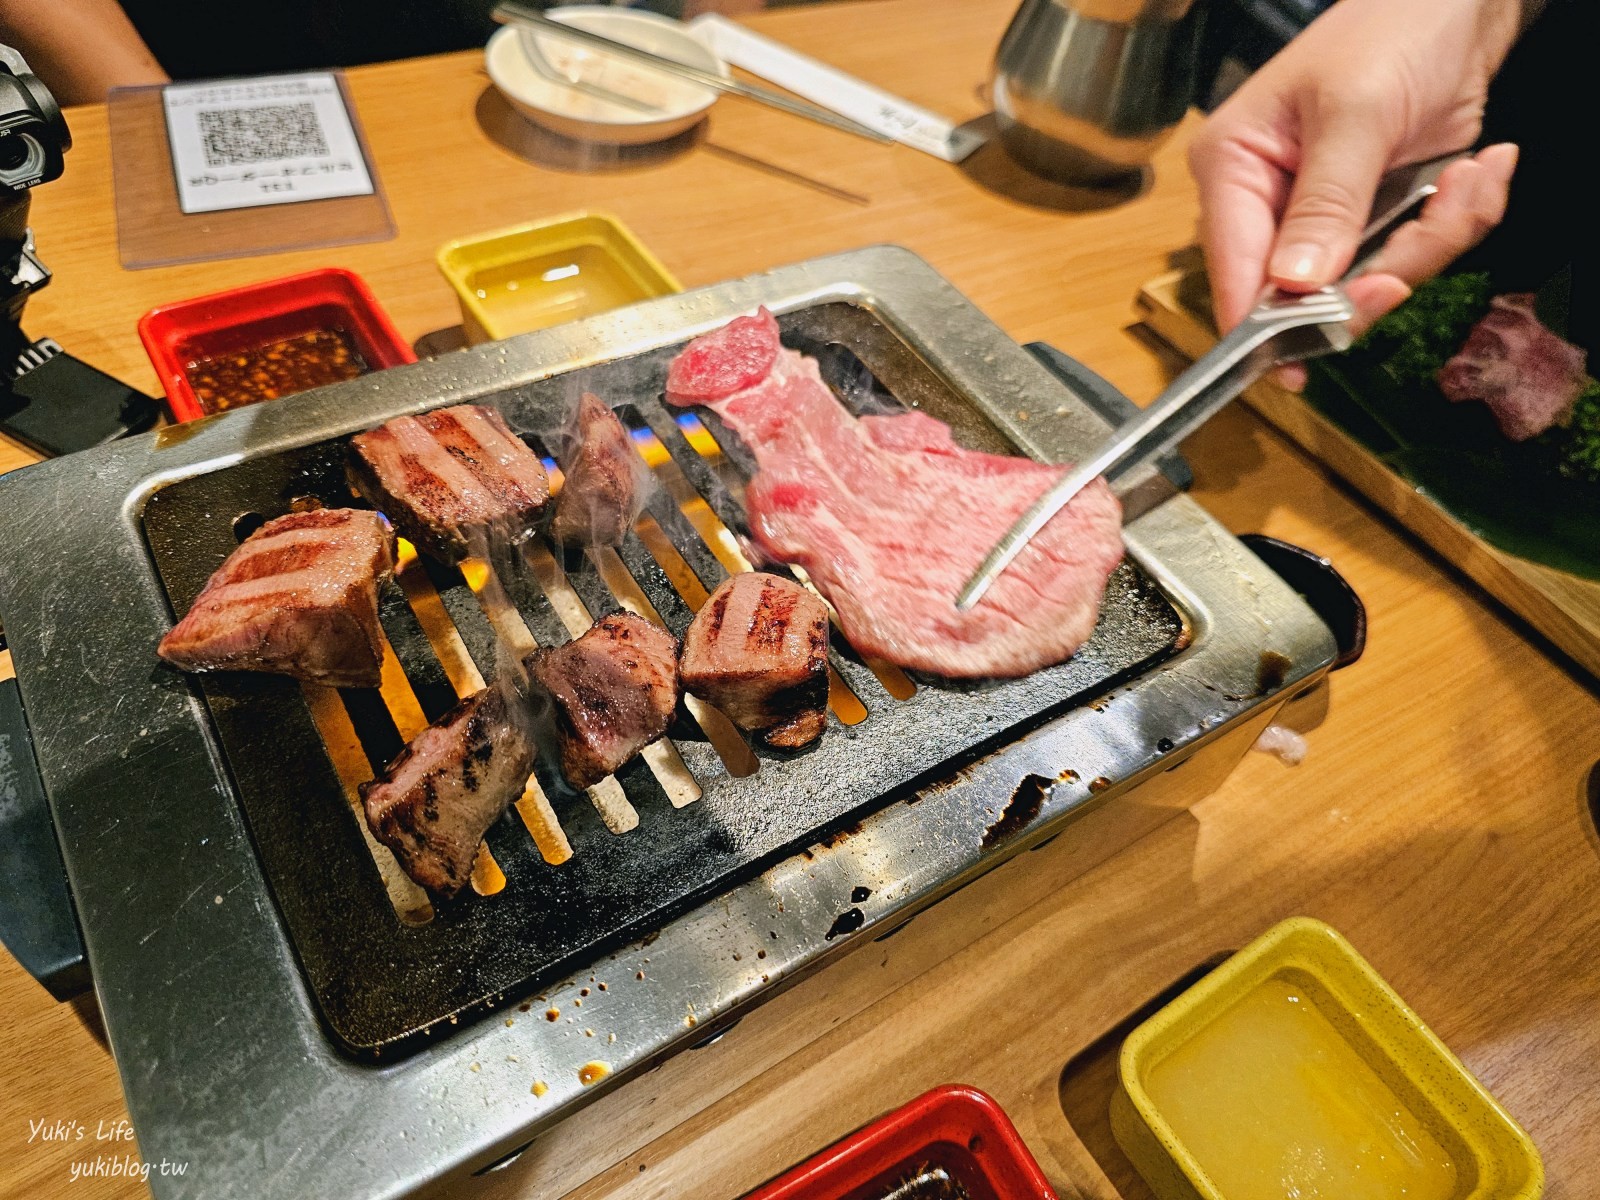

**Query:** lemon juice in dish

left=1146, top=976, right=1458, bottom=1200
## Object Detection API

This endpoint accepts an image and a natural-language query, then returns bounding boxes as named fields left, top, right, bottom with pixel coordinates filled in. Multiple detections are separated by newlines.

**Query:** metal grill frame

left=139, top=302, right=1187, bottom=1055
left=0, top=248, right=1336, bottom=1199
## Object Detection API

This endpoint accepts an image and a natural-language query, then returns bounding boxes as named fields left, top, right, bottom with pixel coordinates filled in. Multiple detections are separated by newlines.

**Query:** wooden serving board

left=1137, top=266, right=1600, bottom=680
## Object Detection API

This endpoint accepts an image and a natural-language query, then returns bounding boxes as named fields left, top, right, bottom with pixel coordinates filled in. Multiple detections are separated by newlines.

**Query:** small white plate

left=486, top=8, right=725, bottom=146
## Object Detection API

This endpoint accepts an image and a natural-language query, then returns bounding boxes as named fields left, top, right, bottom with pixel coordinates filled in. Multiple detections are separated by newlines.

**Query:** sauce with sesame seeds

left=186, top=329, right=369, bottom=413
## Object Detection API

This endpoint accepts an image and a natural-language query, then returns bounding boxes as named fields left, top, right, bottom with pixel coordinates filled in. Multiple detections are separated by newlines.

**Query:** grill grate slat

left=630, top=394, right=755, bottom=552
left=140, top=301, right=1186, bottom=1056
left=611, top=533, right=699, bottom=638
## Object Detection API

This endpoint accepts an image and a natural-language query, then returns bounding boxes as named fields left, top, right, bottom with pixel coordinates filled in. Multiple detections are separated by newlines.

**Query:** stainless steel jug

left=991, top=0, right=1205, bottom=185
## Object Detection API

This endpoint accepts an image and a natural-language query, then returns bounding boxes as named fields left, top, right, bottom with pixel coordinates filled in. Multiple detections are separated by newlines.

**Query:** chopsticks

left=490, top=2, right=896, bottom=145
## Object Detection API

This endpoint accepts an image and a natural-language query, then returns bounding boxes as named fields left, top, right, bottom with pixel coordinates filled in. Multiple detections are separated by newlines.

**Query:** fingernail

left=1483, top=142, right=1519, bottom=180
left=1271, top=242, right=1331, bottom=285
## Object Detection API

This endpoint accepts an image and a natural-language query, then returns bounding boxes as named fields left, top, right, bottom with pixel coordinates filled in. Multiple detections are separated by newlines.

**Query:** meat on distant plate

left=665, top=308, right=1124, bottom=678
left=680, top=572, right=830, bottom=749
left=361, top=687, right=535, bottom=897
left=1438, top=294, right=1589, bottom=441
left=157, top=508, right=395, bottom=689
left=348, top=403, right=550, bottom=564
left=530, top=612, right=680, bottom=790
left=551, top=393, right=641, bottom=547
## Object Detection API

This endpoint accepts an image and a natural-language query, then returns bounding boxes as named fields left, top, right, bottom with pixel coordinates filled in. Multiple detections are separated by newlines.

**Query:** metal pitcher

left=991, top=0, right=1205, bottom=185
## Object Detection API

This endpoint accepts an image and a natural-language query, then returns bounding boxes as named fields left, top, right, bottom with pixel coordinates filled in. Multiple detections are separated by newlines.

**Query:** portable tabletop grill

left=0, top=248, right=1336, bottom=1199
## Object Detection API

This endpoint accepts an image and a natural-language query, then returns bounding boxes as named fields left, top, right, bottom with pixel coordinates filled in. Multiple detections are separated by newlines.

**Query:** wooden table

left=4, top=2, right=1598, bottom=1197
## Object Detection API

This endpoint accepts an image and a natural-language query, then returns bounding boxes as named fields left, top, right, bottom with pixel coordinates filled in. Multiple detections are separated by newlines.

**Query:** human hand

left=1188, top=0, right=1531, bottom=348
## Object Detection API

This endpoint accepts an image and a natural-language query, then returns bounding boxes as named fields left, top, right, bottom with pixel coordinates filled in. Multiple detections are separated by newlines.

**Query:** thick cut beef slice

left=157, top=508, right=394, bottom=688
left=530, top=612, right=680, bottom=790
left=551, top=393, right=641, bottom=547
left=348, top=403, right=550, bottom=563
left=361, top=687, right=534, bottom=898
left=680, top=572, right=830, bottom=749
left=1438, top=293, right=1588, bottom=441
left=665, top=309, right=1124, bottom=678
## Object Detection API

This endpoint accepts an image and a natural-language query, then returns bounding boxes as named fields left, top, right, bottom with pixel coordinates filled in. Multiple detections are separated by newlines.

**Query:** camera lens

left=0, top=135, right=28, bottom=171
left=0, top=129, right=46, bottom=188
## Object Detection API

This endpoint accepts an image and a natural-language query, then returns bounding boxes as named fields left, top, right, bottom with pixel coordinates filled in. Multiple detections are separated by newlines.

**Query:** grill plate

left=141, top=303, right=1183, bottom=1055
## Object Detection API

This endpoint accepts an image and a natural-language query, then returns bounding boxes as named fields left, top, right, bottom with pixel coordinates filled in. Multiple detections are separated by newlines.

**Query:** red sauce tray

left=138, top=267, right=415, bottom=422
left=745, top=1085, right=1059, bottom=1200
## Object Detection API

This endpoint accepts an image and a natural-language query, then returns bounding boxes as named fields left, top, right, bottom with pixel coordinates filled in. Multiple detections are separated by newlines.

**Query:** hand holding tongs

left=956, top=151, right=1468, bottom=612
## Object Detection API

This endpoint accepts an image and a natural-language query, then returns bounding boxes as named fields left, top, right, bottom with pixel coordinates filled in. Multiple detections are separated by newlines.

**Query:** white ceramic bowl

left=486, top=8, right=724, bottom=146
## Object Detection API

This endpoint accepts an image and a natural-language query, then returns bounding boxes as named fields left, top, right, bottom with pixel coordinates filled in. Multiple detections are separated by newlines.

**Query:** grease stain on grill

left=825, top=908, right=866, bottom=940
left=577, top=1061, right=611, bottom=1086
left=1088, top=776, right=1112, bottom=794
left=981, top=773, right=1050, bottom=849
left=851, top=885, right=872, bottom=903
left=1257, top=650, right=1291, bottom=692
left=818, top=821, right=864, bottom=849
left=231, top=511, right=266, bottom=541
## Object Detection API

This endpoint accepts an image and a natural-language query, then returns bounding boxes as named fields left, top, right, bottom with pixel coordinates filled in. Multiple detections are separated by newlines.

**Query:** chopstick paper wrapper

left=688, top=14, right=986, bottom=163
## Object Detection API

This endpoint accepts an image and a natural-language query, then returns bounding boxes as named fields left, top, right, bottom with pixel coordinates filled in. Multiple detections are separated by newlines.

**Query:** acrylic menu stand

left=107, top=75, right=395, bottom=270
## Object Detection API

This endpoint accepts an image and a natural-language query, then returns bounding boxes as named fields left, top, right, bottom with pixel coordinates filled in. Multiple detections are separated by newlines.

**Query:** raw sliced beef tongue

left=361, top=687, right=535, bottom=898
left=551, top=393, right=641, bottom=547
left=1437, top=293, right=1588, bottom=441
left=348, top=403, right=551, bottom=564
left=529, top=612, right=680, bottom=790
left=157, top=508, right=395, bottom=688
left=664, top=308, right=1125, bottom=679
left=680, top=572, right=830, bottom=749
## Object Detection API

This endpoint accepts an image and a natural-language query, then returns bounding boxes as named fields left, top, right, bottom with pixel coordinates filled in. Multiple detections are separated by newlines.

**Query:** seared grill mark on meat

left=361, top=687, right=535, bottom=897
left=680, top=573, right=830, bottom=750
left=749, top=580, right=797, bottom=650
left=530, top=613, right=680, bottom=790
left=665, top=309, right=1124, bottom=678
left=157, top=508, right=395, bottom=688
left=348, top=403, right=550, bottom=564
left=704, top=586, right=732, bottom=640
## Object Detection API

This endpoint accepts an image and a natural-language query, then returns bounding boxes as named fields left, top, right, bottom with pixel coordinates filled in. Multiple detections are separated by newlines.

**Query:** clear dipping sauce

left=470, top=245, right=650, bottom=333
left=1146, top=976, right=1459, bottom=1200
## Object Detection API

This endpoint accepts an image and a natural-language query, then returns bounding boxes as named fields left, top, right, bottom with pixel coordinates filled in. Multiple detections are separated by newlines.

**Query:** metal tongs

left=956, top=151, right=1467, bottom=611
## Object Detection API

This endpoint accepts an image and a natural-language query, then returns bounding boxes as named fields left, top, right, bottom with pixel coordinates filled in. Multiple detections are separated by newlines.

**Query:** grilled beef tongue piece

left=530, top=612, right=680, bottom=790
left=361, top=687, right=535, bottom=898
left=551, top=393, right=640, bottom=547
left=680, top=572, right=830, bottom=749
left=348, top=403, right=550, bottom=564
left=157, top=508, right=395, bottom=689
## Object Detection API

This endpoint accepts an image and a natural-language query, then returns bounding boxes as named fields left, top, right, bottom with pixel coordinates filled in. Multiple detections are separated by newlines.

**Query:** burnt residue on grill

left=136, top=300, right=1190, bottom=1057
left=981, top=774, right=1050, bottom=849
left=1257, top=650, right=1291, bottom=692
left=825, top=908, right=865, bottom=940
left=818, top=821, right=864, bottom=850
left=851, top=885, right=872, bottom=903
left=980, top=765, right=1086, bottom=849
left=1224, top=650, right=1294, bottom=701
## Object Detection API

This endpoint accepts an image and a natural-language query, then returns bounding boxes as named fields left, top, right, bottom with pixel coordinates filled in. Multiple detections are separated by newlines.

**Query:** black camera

left=1, top=46, right=70, bottom=336
left=0, top=45, right=156, bottom=457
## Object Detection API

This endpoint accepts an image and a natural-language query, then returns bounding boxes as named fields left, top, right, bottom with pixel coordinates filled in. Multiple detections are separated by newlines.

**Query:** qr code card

left=163, top=72, right=375, bottom=215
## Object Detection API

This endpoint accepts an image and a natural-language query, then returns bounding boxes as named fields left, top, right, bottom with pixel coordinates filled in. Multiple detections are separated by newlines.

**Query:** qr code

left=198, top=103, right=330, bottom=166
